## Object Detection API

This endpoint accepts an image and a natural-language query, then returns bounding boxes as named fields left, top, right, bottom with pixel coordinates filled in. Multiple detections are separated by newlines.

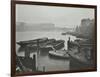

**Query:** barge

left=17, top=37, right=48, bottom=46
left=49, top=50, right=69, bottom=59
left=17, top=38, right=65, bottom=50
left=61, top=32, right=67, bottom=35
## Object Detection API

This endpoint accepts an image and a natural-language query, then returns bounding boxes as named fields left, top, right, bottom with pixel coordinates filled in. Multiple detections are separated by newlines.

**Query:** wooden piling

left=43, top=66, right=45, bottom=72
left=32, top=54, right=36, bottom=71
left=67, top=37, right=71, bottom=50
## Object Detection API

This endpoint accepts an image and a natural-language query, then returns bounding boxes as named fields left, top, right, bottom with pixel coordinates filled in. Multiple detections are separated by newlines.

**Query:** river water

left=16, top=31, right=77, bottom=72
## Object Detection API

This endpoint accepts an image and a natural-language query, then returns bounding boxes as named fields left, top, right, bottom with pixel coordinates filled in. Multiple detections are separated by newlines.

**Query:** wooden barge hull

left=17, top=38, right=65, bottom=50
left=17, top=38, right=49, bottom=46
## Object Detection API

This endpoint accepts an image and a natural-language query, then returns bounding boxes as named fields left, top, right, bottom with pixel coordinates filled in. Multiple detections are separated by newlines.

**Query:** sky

left=16, top=4, right=94, bottom=28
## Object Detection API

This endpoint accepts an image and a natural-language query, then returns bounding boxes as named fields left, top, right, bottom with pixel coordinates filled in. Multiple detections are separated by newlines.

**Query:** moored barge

left=17, top=38, right=65, bottom=50
left=17, top=37, right=48, bottom=46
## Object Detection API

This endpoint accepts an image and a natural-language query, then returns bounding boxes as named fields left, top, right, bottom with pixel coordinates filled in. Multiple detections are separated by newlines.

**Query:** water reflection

left=17, top=45, right=70, bottom=72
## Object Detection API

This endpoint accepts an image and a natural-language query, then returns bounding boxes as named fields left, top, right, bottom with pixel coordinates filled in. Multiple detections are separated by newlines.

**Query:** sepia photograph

left=12, top=1, right=97, bottom=76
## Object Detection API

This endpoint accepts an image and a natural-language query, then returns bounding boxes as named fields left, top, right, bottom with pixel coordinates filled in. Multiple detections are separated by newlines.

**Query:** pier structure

left=16, top=46, right=37, bottom=73
left=16, top=54, right=37, bottom=72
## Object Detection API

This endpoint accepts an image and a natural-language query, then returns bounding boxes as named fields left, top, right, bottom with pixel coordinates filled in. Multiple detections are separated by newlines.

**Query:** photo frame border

left=11, top=0, right=97, bottom=76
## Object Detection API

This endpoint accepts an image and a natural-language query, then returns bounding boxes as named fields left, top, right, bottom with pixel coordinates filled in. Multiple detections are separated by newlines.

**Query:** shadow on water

left=39, top=48, right=52, bottom=56
left=39, top=50, right=49, bottom=56
left=48, top=55, right=69, bottom=61
left=17, top=44, right=70, bottom=72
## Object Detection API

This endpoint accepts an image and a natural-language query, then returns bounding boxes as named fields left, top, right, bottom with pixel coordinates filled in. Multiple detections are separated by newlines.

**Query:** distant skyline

left=16, top=4, right=94, bottom=28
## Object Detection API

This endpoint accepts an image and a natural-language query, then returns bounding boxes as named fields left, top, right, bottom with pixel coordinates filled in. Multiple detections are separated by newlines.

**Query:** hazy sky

left=16, top=4, right=94, bottom=28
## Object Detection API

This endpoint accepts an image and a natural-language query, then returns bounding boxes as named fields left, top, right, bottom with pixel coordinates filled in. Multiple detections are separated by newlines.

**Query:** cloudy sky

left=16, top=4, right=94, bottom=28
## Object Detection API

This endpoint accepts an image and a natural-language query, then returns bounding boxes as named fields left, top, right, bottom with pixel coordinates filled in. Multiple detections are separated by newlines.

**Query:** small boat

left=49, top=50, right=69, bottom=59
left=61, top=32, right=67, bottom=35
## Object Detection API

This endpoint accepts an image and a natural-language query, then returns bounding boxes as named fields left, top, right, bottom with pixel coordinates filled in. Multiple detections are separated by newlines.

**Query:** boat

left=49, top=50, right=69, bottom=59
left=17, top=37, right=48, bottom=46
left=25, top=39, right=56, bottom=48
left=27, top=39, right=64, bottom=50
left=61, top=32, right=67, bottom=35
left=17, top=38, right=65, bottom=51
